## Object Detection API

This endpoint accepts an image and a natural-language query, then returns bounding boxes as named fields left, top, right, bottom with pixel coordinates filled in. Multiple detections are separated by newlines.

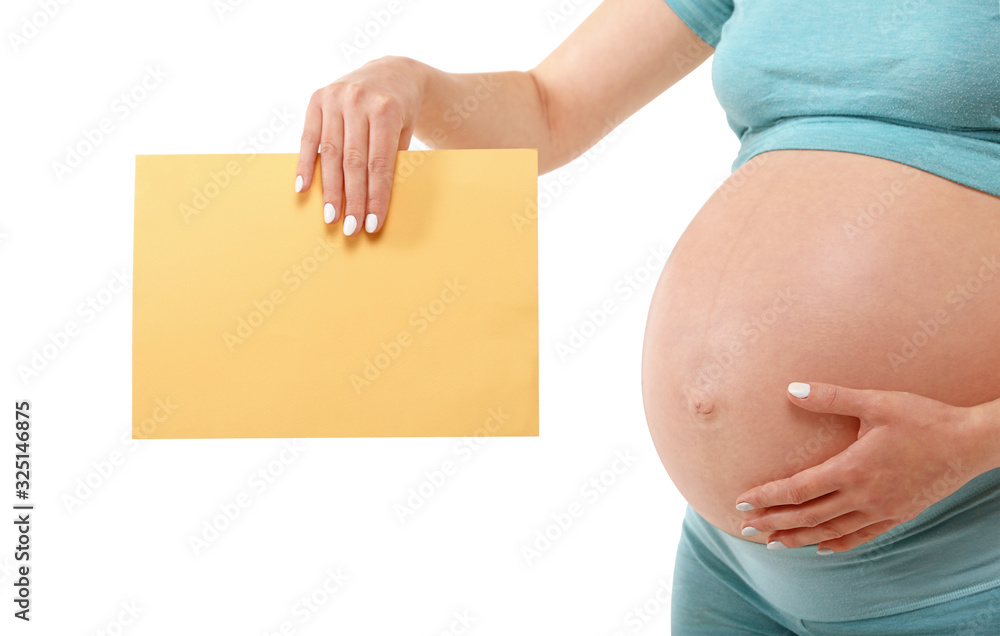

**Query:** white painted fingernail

left=767, top=540, right=787, bottom=550
left=736, top=502, right=754, bottom=511
left=324, top=203, right=335, bottom=224
left=788, top=382, right=811, bottom=398
left=741, top=526, right=759, bottom=537
left=365, top=214, right=378, bottom=233
left=817, top=547, right=834, bottom=555
left=295, top=175, right=303, bottom=193
left=343, top=216, right=358, bottom=235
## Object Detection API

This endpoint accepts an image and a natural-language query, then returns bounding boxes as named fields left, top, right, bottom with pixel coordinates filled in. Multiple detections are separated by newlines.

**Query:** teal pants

left=671, top=501, right=1000, bottom=635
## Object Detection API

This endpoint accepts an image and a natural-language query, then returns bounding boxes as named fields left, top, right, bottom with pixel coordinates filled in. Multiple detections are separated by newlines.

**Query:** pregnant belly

left=641, top=149, right=1000, bottom=543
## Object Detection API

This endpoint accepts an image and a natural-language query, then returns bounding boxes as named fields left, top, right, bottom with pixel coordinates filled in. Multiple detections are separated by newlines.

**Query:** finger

left=787, top=382, right=873, bottom=418
left=363, top=104, right=404, bottom=234
left=740, top=491, right=848, bottom=536
left=319, top=109, right=345, bottom=224
left=766, top=510, right=873, bottom=549
left=341, top=111, right=369, bottom=236
left=398, top=119, right=414, bottom=152
left=296, top=91, right=323, bottom=193
left=735, top=458, right=842, bottom=511
left=814, top=518, right=900, bottom=554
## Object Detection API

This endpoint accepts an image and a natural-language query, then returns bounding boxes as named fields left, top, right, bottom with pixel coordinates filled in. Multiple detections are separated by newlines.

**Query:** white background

left=1, top=0, right=740, bottom=633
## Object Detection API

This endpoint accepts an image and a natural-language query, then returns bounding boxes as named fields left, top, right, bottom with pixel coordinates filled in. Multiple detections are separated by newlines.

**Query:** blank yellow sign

left=132, top=150, right=538, bottom=438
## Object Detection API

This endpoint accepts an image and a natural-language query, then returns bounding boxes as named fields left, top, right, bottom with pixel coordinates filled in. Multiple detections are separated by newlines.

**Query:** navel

left=684, top=386, right=716, bottom=416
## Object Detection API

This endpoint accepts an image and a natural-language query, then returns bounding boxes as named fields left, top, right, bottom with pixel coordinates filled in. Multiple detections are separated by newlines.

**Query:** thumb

left=786, top=382, right=872, bottom=418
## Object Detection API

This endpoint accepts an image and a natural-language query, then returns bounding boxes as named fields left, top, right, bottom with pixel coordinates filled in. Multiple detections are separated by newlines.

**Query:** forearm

left=402, top=56, right=555, bottom=171
left=971, top=397, right=1000, bottom=473
left=399, top=0, right=717, bottom=176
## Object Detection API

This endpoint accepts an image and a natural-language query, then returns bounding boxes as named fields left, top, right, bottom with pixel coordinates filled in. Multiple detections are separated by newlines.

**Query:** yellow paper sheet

left=132, top=150, right=538, bottom=438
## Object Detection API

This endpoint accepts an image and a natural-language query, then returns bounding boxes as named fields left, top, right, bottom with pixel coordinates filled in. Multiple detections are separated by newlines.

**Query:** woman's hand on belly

left=732, top=381, right=1000, bottom=554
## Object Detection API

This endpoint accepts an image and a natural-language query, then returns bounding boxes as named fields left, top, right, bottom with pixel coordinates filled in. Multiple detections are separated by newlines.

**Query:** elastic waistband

left=683, top=467, right=1000, bottom=622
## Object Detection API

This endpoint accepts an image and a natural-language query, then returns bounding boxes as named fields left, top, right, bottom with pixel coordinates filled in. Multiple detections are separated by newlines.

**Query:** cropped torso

left=643, top=0, right=1000, bottom=621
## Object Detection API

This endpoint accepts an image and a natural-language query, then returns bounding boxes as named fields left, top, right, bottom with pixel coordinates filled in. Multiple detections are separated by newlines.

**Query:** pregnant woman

left=295, top=0, right=1000, bottom=632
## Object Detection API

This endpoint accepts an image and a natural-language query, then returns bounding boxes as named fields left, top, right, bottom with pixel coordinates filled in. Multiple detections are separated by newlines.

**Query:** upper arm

left=530, top=0, right=731, bottom=173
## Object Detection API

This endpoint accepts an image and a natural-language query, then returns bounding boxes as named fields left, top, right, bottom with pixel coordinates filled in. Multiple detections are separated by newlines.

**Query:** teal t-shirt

left=664, top=0, right=1000, bottom=197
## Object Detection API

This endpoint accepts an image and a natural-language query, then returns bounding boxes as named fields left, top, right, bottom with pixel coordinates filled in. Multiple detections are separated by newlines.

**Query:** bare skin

left=296, top=0, right=1000, bottom=546
left=640, top=148, right=1000, bottom=544
left=731, top=381, right=1000, bottom=553
left=294, top=0, right=712, bottom=232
